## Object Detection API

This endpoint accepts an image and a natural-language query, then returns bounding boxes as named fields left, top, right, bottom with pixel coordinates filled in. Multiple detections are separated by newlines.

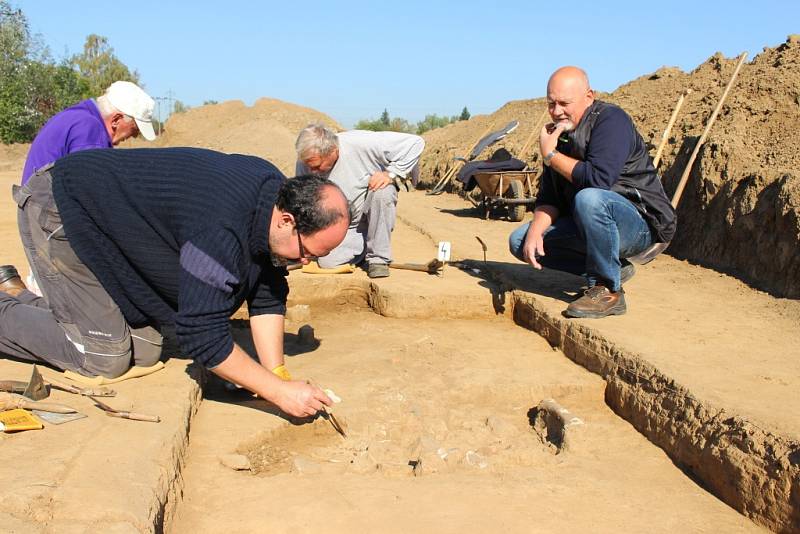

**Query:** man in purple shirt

left=21, top=81, right=156, bottom=184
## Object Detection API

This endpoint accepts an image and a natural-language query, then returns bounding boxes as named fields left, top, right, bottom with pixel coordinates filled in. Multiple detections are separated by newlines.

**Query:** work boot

left=620, top=261, right=636, bottom=286
left=368, top=263, right=390, bottom=279
left=0, top=265, right=26, bottom=297
left=565, top=285, right=626, bottom=318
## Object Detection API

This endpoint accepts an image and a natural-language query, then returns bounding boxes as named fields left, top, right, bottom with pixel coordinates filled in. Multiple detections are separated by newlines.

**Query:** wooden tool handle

left=105, top=410, right=161, bottom=423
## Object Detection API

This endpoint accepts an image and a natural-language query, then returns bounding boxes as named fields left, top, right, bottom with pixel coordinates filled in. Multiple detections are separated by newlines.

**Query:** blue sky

left=15, top=0, right=800, bottom=127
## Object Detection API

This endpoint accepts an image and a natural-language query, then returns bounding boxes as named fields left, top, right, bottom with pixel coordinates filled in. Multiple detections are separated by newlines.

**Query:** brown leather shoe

left=0, top=265, right=27, bottom=297
left=565, top=285, right=626, bottom=318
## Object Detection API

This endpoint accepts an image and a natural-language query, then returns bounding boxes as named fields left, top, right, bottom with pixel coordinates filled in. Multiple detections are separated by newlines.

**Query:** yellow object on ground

left=0, top=409, right=43, bottom=432
left=63, top=361, right=165, bottom=386
left=271, top=364, right=291, bottom=381
left=301, top=262, right=355, bottom=274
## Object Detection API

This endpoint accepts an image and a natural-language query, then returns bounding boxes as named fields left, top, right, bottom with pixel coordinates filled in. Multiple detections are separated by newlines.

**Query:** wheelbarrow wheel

left=507, top=180, right=526, bottom=222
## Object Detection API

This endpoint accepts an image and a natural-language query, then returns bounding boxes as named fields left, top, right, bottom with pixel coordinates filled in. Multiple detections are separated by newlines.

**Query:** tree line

left=354, top=107, right=471, bottom=135
left=0, top=1, right=141, bottom=143
left=2, top=1, right=470, bottom=144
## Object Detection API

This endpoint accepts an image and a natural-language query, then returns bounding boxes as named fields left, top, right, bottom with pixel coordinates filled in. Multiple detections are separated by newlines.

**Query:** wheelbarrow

left=468, top=170, right=537, bottom=222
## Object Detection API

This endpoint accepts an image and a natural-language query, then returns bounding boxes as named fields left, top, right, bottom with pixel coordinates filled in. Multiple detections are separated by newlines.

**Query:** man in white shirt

left=295, top=124, right=425, bottom=278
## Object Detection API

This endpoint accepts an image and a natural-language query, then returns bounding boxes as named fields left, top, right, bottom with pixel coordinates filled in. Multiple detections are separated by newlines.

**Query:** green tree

left=0, top=1, right=88, bottom=142
left=459, top=106, right=470, bottom=121
left=203, top=99, right=219, bottom=105
left=173, top=99, right=190, bottom=114
left=71, top=34, right=139, bottom=96
left=388, top=117, right=415, bottom=134
left=416, top=114, right=455, bottom=135
left=379, top=108, right=390, bottom=126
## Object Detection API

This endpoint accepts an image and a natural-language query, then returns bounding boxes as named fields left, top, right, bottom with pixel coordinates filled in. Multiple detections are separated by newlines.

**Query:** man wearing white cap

left=21, top=80, right=156, bottom=185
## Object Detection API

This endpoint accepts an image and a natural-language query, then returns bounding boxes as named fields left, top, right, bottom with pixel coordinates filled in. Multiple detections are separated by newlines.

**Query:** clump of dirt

left=419, top=36, right=800, bottom=298
left=131, top=97, right=341, bottom=176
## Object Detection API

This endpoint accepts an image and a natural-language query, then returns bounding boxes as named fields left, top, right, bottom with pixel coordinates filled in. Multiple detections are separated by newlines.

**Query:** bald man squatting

left=509, top=66, right=676, bottom=318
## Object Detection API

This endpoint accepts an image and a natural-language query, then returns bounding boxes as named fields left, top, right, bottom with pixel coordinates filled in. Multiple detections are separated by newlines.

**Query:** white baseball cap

left=105, top=81, right=157, bottom=141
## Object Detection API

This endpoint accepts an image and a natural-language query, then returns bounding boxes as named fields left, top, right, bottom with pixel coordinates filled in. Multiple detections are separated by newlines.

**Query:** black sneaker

left=0, top=265, right=20, bottom=285
left=565, top=285, right=626, bottom=318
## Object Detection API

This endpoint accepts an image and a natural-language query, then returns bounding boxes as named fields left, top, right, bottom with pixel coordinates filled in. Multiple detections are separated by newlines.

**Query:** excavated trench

left=167, top=278, right=765, bottom=533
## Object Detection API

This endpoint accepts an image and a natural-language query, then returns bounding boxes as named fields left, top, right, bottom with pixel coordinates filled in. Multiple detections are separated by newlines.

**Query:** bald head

left=546, top=66, right=594, bottom=130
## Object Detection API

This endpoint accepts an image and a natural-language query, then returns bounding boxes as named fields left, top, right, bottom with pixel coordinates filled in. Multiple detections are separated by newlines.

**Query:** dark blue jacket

left=51, top=147, right=289, bottom=368
left=536, top=101, right=677, bottom=242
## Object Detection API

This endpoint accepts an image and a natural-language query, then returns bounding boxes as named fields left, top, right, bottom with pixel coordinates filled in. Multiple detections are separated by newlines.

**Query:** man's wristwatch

left=543, top=150, right=558, bottom=166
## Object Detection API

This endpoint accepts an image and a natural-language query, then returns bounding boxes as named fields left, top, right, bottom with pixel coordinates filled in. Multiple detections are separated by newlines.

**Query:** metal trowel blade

left=23, top=365, right=49, bottom=401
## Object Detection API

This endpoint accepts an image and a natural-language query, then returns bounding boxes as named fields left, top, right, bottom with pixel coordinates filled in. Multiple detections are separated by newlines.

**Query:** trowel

left=0, top=364, right=49, bottom=400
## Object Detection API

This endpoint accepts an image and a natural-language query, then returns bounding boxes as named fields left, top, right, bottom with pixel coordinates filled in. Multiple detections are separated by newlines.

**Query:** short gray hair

left=95, top=94, right=134, bottom=123
left=295, top=123, right=339, bottom=161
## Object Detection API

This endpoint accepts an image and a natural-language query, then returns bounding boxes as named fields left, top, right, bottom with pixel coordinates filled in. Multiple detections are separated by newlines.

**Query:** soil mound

left=420, top=36, right=800, bottom=298
left=135, top=98, right=341, bottom=175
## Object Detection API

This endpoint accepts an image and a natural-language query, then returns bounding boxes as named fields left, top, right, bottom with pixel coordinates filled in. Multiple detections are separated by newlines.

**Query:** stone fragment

left=219, top=454, right=251, bottom=471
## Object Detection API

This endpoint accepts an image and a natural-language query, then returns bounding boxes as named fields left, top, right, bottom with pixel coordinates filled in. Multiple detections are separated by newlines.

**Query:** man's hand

left=523, top=231, right=545, bottom=269
left=540, top=122, right=568, bottom=159
left=272, top=380, right=332, bottom=418
left=368, top=171, right=393, bottom=191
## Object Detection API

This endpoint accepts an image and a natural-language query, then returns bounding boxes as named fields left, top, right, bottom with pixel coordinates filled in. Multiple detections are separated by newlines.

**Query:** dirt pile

left=419, top=36, right=800, bottom=298
left=135, top=98, right=341, bottom=175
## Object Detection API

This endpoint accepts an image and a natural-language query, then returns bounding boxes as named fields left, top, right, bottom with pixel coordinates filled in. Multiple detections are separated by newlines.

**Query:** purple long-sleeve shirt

left=21, top=99, right=112, bottom=185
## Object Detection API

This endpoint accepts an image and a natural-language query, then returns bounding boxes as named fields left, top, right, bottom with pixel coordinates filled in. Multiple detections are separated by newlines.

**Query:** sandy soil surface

left=171, top=300, right=761, bottom=534
left=2, top=52, right=799, bottom=530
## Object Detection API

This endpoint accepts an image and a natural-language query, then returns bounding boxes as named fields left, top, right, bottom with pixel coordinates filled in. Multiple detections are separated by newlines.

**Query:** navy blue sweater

left=51, top=147, right=289, bottom=369
left=538, top=104, right=636, bottom=209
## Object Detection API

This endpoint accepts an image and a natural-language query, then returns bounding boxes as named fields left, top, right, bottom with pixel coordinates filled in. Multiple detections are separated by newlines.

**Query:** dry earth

left=417, top=36, right=800, bottom=299
left=127, top=97, right=341, bottom=176
left=1, top=37, right=799, bottom=533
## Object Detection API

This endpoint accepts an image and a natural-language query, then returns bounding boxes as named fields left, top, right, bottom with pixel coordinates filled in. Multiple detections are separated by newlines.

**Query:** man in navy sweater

left=0, top=148, right=350, bottom=417
left=509, top=67, right=676, bottom=318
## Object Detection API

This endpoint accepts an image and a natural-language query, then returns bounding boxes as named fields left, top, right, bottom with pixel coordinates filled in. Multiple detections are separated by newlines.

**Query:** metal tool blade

left=23, top=365, right=49, bottom=401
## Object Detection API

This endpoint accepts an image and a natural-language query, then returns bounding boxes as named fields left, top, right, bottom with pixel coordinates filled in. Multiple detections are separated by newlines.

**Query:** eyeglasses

left=296, top=230, right=317, bottom=260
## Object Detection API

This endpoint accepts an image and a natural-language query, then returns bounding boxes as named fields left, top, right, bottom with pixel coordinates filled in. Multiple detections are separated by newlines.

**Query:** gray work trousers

left=0, top=168, right=162, bottom=378
left=318, top=185, right=397, bottom=268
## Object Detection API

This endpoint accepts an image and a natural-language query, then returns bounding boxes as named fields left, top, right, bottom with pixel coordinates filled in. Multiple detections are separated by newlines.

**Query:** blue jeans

left=508, top=188, right=653, bottom=291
